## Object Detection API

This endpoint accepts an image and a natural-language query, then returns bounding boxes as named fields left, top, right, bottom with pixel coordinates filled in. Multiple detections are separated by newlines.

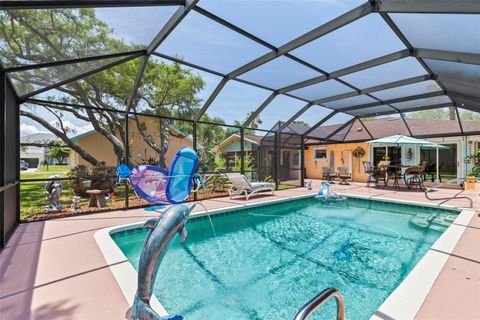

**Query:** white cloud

left=21, top=121, right=94, bottom=138
left=62, top=121, right=94, bottom=136
left=20, top=123, right=47, bottom=136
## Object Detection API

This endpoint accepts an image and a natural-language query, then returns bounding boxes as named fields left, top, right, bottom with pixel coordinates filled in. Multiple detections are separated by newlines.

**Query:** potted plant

left=465, top=150, right=480, bottom=191
left=465, top=176, right=476, bottom=191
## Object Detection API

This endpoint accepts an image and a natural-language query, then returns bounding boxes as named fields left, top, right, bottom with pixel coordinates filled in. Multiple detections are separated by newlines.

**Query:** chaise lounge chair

left=226, top=173, right=275, bottom=200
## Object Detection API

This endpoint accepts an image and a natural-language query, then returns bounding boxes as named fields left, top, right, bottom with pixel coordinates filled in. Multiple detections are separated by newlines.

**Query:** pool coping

left=94, top=193, right=474, bottom=319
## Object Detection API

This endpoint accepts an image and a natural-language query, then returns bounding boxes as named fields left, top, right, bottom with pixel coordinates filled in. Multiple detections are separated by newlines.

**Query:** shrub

left=68, top=162, right=116, bottom=197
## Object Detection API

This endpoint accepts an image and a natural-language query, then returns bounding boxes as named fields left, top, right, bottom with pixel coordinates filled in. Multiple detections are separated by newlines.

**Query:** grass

left=20, top=179, right=130, bottom=221
left=19, top=165, right=131, bottom=221
left=20, top=165, right=70, bottom=180
left=277, top=184, right=298, bottom=190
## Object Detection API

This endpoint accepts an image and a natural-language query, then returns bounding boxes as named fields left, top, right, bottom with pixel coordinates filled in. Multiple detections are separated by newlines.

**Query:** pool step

left=410, top=214, right=455, bottom=232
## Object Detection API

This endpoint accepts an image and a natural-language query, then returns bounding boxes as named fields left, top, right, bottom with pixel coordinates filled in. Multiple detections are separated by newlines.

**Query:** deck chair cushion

left=226, top=173, right=274, bottom=199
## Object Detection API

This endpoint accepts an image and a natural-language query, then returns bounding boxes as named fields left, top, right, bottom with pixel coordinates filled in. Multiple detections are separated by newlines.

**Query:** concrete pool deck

left=1, top=181, right=479, bottom=319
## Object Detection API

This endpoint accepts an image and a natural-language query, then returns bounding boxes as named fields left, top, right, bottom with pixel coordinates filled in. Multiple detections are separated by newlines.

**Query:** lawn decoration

left=127, top=203, right=196, bottom=320
left=44, top=175, right=62, bottom=212
left=116, top=148, right=204, bottom=205
left=70, top=196, right=82, bottom=212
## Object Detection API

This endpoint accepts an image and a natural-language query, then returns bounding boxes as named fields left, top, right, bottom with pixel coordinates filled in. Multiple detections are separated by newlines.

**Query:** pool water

left=113, top=198, right=458, bottom=320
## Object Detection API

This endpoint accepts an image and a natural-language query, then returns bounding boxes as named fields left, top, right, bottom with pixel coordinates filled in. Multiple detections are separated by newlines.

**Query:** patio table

left=379, top=165, right=414, bottom=190
left=86, top=189, right=109, bottom=208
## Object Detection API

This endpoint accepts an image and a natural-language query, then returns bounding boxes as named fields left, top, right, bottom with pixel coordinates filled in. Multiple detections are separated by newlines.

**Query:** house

left=305, top=117, right=480, bottom=182
left=69, top=116, right=199, bottom=167
left=210, top=134, right=263, bottom=168
left=20, top=133, right=65, bottom=168
left=211, top=124, right=305, bottom=183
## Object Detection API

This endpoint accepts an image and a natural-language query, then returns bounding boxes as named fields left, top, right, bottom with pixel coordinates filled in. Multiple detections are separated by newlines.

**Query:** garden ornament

left=44, top=175, right=62, bottom=212
left=127, top=203, right=196, bottom=320
left=70, top=196, right=82, bottom=212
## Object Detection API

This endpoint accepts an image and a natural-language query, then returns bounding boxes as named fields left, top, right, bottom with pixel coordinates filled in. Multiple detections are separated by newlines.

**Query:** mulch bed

left=23, top=190, right=233, bottom=222
left=22, top=198, right=153, bottom=222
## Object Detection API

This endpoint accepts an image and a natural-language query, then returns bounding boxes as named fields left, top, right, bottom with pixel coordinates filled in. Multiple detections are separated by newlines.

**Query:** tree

left=2, top=9, right=205, bottom=167
left=245, top=111, right=263, bottom=133
left=459, top=110, right=480, bottom=121
left=49, top=144, right=70, bottom=165
left=404, top=107, right=458, bottom=120
left=292, top=120, right=309, bottom=127
left=195, top=114, right=228, bottom=170
left=226, top=112, right=263, bottom=136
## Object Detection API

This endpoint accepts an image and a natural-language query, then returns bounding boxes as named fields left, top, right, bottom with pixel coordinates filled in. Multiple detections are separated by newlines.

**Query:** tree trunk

left=158, top=119, right=168, bottom=168
left=20, top=110, right=99, bottom=166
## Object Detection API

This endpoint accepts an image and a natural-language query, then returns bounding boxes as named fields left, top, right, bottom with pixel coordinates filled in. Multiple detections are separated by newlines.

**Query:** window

left=293, top=151, right=300, bottom=166
left=314, top=148, right=327, bottom=160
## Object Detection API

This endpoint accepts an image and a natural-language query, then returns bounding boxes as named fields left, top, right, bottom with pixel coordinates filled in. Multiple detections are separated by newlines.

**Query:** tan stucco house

left=69, top=116, right=198, bottom=167
left=305, top=117, right=480, bottom=183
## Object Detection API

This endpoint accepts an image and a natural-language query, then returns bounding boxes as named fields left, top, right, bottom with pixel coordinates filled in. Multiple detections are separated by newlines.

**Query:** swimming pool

left=111, top=197, right=459, bottom=320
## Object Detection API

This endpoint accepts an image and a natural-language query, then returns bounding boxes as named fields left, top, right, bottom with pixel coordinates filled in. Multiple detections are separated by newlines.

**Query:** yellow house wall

left=71, top=133, right=117, bottom=167
left=70, top=116, right=194, bottom=168
left=305, top=142, right=370, bottom=182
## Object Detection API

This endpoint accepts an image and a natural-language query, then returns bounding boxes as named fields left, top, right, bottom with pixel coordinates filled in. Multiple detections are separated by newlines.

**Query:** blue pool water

left=113, top=197, right=458, bottom=320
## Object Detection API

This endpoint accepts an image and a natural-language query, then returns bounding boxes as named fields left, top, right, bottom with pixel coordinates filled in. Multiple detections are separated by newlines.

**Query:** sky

left=19, top=0, right=471, bottom=136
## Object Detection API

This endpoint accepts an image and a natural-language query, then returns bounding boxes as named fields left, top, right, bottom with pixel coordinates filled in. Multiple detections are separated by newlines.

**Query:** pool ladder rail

left=424, top=177, right=477, bottom=208
left=293, top=287, right=345, bottom=320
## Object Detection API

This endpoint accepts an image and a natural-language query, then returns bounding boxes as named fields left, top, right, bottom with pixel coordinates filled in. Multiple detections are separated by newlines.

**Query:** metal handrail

left=0, top=180, right=19, bottom=193
left=424, top=177, right=477, bottom=208
left=293, top=288, right=345, bottom=320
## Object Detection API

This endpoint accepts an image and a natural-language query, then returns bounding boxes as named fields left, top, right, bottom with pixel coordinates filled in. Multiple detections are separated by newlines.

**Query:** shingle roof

left=306, top=117, right=479, bottom=144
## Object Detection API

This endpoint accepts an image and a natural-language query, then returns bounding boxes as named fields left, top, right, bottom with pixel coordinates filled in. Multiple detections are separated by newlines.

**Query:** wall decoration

left=353, top=146, right=366, bottom=174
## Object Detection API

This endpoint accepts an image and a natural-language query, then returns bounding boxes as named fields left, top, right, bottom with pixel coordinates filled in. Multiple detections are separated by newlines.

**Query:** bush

left=68, top=162, right=116, bottom=197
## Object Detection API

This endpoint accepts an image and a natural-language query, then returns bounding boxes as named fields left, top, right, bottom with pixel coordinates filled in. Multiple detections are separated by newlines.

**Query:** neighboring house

left=305, top=117, right=480, bottom=182
left=20, top=133, right=63, bottom=168
left=211, top=127, right=304, bottom=183
left=69, top=116, right=200, bottom=167
left=210, top=134, right=262, bottom=168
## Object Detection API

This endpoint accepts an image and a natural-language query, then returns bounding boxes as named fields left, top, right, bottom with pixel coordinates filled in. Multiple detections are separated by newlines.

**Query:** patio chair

left=363, top=161, right=376, bottom=188
left=372, top=160, right=390, bottom=187
left=321, top=166, right=336, bottom=183
left=405, top=161, right=428, bottom=190
left=226, top=173, right=275, bottom=200
left=425, top=162, right=443, bottom=182
left=337, top=167, right=352, bottom=185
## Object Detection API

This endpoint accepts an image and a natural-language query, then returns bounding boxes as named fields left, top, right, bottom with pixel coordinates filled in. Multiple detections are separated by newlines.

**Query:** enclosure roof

left=3, top=0, right=480, bottom=142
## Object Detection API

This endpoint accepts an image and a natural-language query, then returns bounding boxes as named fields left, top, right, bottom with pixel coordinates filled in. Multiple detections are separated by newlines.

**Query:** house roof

left=244, top=134, right=263, bottom=144
left=20, top=133, right=57, bottom=143
left=70, top=120, right=203, bottom=148
left=306, top=117, right=480, bottom=144
left=211, top=133, right=263, bottom=153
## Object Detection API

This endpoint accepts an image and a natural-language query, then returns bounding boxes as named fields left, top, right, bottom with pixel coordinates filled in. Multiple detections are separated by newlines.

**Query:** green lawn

left=20, top=164, right=70, bottom=180
left=20, top=179, right=130, bottom=221
left=277, top=184, right=298, bottom=190
left=20, top=165, right=130, bottom=221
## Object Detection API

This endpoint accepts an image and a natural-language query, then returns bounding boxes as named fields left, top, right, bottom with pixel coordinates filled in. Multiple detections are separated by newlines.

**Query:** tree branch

left=20, top=109, right=98, bottom=165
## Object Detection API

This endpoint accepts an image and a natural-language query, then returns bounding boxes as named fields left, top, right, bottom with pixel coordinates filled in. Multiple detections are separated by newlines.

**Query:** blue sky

left=20, top=0, right=460, bottom=136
